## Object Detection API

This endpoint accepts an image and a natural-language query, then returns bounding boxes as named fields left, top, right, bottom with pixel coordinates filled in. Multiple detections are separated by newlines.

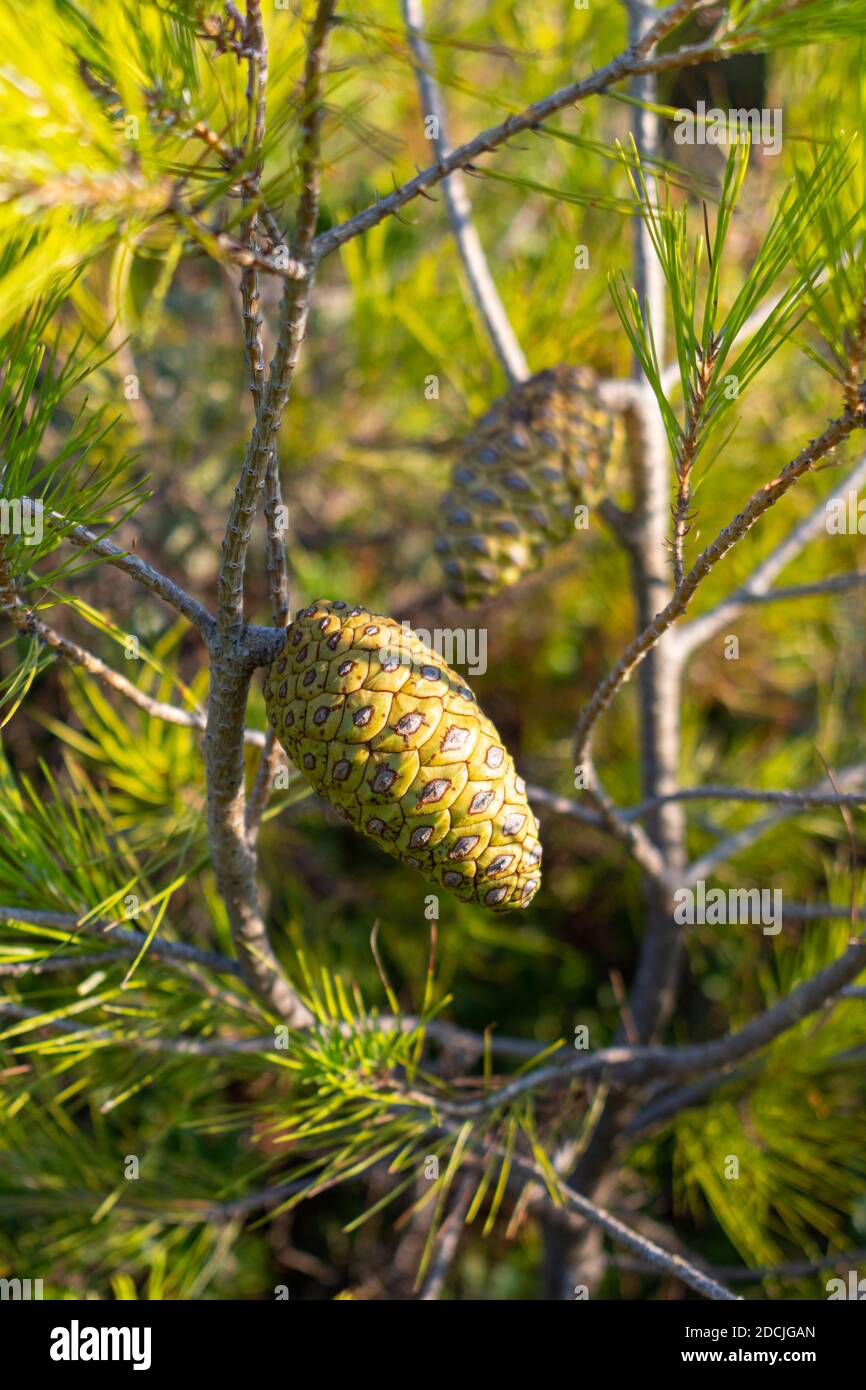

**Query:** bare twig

left=460, top=1133, right=739, bottom=1301
left=400, top=0, right=529, bottom=383
left=424, top=922, right=866, bottom=1116
left=526, top=784, right=605, bottom=827
left=735, top=570, right=866, bottom=603
left=205, top=0, right=339, bottom=1025
left=532, top=778, right=866, bottom=826
left=43, top=507, right=216, bottom=640
left=0, top=905, right=242, bottom=975
left=573, top=760, right=668, bottom=884
left=312, top=15, right=729, bottom=263
left=610, top=1247, right=866, bottom=1284
left=679, top=761, right=866, bottom=888
left=676, top=451, right=866, bottom=658
left=783, top=902, right=862, bottom=921
left=574, top=403, right=865, bottom=765
left=417, top=1175, right=473, bottom=1300
left=245, top=729, right=285, bottom=841
left=293, top=0, right=339, bottom=260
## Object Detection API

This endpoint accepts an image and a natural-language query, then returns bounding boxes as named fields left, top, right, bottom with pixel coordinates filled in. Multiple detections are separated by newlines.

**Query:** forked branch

left=574, top=401, right=866, bottom=763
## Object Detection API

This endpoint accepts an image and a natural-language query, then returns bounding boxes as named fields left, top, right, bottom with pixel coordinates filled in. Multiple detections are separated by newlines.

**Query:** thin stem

left=425, top=923, right=866, bottom=1116
left=736, top=570, right=866, bottom=603
left=0, top=904, right=241, bottom=974
left=49, top=508, right=216, bottom=639
left=293, top=0, right=339, bottom=260
left=532, top=775, right=866, bottom=825
left=173, top=208, right=307, bottom=281
left=204, top=651, right=311, bottom=1023
left=417, top=1175, right=474, bottom=1300
left=462, top=1133, right=739, bottom=1301
left=676, top=451, right=866, bottom=657
left=672, top=345, right=715, bottom=586
left=400, top=0, right=529, bottom=383
left=205, top=0, right=339, bottom=1025
left=0, top=557, right=206, bottom=730
left=574, top=404, right=865, bottom=765
left=237, top=2, right=291, bottom=844
left=679, top=761, right=866, bottom=888
left=311, top=26, right=726, bottom=262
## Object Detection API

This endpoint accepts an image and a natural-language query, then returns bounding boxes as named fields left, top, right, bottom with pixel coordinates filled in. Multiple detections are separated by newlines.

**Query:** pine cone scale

left=263, top=601, right=542, bottom=911
left=436, top=365, right=615, bottom=603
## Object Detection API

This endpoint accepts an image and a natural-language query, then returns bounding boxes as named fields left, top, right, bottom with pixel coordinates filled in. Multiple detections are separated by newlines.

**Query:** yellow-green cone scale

left=263, top=601, right=542, bottom=911
left=435, top=365, right=614, bottom=604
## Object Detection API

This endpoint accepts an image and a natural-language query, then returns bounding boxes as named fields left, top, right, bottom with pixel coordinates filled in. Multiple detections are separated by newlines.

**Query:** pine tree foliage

left=1, top=0, right=866, bottom=1300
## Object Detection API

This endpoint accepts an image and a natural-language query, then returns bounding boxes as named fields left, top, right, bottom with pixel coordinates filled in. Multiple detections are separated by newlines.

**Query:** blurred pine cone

left=435, top=365, right=614, bottom=605
left=263, top=601, right=542, bottom=911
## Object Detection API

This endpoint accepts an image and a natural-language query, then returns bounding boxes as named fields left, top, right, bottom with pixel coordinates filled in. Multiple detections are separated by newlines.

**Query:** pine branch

left=311, top=10, right=729, bottom=262
left=453, top=1129, right=740, bottom=1301
left=785, top=902, right=863, bottom=921
left=174, top=209, right=307, bottom=282
left=679, top=761, right=866, bottom=887
left=51, top=509, right=216, bottom=639
left=0, top=549, right=207, bottom=729
left=0, top=906, right=241, bottom=975
left=0, top=1000, right=273, bottom=1056
left=400, top=0, right=529, bottom=383
left=0, top=949, right=131, bottom=978
left=736, top=570, right=866, bottom=603
left=12, top=615, right=201, bottom=731
left=571, top=758, right=668, bottom=884
left=204, top=651, right=311, bottom=1023
left=81, top=56, right=293, bottom=272
left=531, top=776, right=866, bottom=826
left=573, top=401, right=866, bottom=765
left=236, top=3, right=290, bottom=845
left=205, top=0, right=340, bottom=1026
left=293, top=0, right=340, bottom=261
left=245, top=729, right=283, bottom=841
left=541, top=1, right=689, bottom=1296
left=615, top=1248, right=866, bottom=1284
left=421, top=921, right=866, bottom=1115
left=676, top=451, right=866, bottom=656
left=527, top=784, right=605, bottom=827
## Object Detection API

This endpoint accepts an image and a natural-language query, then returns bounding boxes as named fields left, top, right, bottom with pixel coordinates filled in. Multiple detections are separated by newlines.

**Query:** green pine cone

left=263, top=601, right=542, bottom=912
left=435, top=365, right=614, bottom=604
